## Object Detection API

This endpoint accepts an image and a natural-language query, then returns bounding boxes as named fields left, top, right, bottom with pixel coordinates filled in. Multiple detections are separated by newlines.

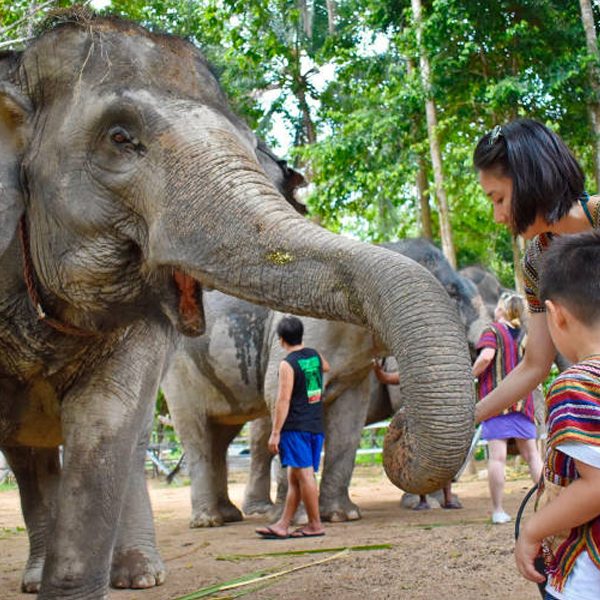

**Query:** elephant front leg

left=2, top=446, right=60, bottom=593
left=320, top=382, right=371, bottom=522
left=242, top=416, right=275, bottom=515
left=38, top=325, right=169, bottom=599
left=212, top=421, right=244, bottom=523
left=111, top=411, right=165, bottom=589
left=183, top=419, right=242, bottom=527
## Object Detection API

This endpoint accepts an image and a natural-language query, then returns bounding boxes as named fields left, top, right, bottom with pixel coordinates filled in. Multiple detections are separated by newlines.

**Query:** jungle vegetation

left=2, top=0, right=600, bottom=287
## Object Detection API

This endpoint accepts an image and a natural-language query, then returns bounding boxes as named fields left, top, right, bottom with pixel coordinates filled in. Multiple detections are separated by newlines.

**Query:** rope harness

left=514, top=482, right=547, bottom=599
left=18, top=216, right=98, bottom=338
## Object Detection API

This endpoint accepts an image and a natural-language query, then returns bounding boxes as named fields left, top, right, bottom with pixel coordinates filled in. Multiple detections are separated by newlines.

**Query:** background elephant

left=0, top=10, right=474, bottom=598
left=162, top=238, right=488, bottom=524
left=459, top=265, right=509, bottom=320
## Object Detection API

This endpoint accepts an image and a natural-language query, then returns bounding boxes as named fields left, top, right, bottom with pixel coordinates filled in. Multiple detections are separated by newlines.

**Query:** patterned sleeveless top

left=536, top=358, right=600, bottom=592
left=522, top=196, right=600, bottom=313
left=476, top=321, right=534, bottom=419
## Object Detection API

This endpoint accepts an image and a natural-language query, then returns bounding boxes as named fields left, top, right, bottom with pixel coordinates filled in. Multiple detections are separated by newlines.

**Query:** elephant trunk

left=149, top=129, right=475, bottom=493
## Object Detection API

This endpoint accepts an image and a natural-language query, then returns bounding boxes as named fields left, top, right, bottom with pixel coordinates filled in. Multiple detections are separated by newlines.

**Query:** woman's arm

left=475, top=312, right=555, bottom=423
left=472, top=347, right=496, bottom=377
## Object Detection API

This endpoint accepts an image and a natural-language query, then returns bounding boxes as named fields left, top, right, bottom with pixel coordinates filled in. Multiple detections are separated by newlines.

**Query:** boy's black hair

left=473, top=119, right=585, bottom=235
left=276, top=316, right=304, bottom=346
left=539, top=231, right=600, bottom=326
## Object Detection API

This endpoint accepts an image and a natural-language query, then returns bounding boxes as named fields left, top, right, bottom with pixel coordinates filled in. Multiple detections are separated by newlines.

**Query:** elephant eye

left=108, top=126, right=146, bottom=156
left=109, top=126, right=132, bottom=145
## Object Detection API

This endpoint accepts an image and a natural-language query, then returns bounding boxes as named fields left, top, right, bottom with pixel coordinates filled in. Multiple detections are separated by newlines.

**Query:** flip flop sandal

left=289, top=528, right=325, bottom=538
left=255, top=526, right=289, bottom=540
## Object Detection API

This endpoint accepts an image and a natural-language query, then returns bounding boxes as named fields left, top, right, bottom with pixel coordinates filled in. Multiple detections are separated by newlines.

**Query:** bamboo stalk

left=175, top=549, right=350, bottom=600
left=216, top=543, right=392, bottom=561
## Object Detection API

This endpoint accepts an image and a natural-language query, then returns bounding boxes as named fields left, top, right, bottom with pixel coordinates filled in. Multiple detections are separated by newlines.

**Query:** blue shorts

left=279, top=431, right=324, bottom=472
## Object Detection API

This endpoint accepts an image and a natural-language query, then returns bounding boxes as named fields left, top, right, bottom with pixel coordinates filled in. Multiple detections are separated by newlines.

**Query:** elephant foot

left=21, top=558, right=43, bottom=593
left=218, top=500, right=244, bottom=523
left=110, top=547, right=166, bottom=589
left=320, top=500, right=361, bottom=522
left=189, top=509, right=225, bottom=528
left=242, top=497, right=274, bottom=516
left=400, top=491, right=444, bottom=510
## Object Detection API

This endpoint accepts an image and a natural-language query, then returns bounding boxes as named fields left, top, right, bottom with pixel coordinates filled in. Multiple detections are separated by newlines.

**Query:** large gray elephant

left=162, top=238, right=488, bottom=524
left=0, top=10, right=474, bottom=598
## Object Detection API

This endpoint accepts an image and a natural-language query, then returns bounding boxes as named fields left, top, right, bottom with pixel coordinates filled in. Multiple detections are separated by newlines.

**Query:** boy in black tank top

left=256, top=316, right=330, bottom=539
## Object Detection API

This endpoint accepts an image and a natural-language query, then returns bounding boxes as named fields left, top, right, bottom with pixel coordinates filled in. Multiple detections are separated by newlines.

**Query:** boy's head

left=276, top=316, right=304, bottom=347
left=540, top=231, right=600, bottom=360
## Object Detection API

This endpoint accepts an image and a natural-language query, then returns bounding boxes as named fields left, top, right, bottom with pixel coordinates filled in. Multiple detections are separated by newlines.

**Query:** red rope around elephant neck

left=18, top=216, right=98, bottom=338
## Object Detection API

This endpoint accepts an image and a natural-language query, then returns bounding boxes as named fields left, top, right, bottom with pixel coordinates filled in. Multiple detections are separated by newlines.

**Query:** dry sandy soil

left=0, top=464, right=544, bottom=600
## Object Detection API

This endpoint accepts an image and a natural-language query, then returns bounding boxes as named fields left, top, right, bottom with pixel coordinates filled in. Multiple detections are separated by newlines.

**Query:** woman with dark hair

left=473, top=118, right=599, bottom=423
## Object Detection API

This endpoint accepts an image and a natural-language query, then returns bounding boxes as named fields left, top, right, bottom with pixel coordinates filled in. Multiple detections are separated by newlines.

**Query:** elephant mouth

left=172, top=271, right=205, bottom=336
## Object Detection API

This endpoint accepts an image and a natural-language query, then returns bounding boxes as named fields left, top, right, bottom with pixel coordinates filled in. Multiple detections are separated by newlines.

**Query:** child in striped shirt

left=515, top=231, right=600, bottom=600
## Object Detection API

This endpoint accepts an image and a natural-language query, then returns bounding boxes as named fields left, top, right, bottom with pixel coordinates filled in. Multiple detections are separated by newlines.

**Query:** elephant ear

left=255, top=139, right=308, bottom=215
left=0, top=79, right=31, bottom=257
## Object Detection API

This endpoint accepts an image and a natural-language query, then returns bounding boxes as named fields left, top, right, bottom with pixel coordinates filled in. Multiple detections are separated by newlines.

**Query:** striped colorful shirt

left=523, top=196, right=600, bottom=313
left=475, top=322, right=534, bottom=420
left=536, top=357, right=600, bottom=591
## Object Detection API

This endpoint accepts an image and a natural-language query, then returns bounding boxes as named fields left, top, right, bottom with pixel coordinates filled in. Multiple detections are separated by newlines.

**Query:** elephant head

left=0, top=11, right=474, bottom=493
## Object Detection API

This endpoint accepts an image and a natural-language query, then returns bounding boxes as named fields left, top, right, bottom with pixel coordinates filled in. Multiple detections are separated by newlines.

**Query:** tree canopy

left=2, top=0, right=598, bottom=287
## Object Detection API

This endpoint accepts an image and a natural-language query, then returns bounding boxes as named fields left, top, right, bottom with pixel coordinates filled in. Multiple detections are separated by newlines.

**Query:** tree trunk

left=411, top=0, right=456, bottom=268
left=297, top=0, right=313, bottom=39
left=26, top=1, right=38, bottom=38
left=326, top=0, right=337, bottom=34
left=295, top=80, right=317, bottom=145
left=416, top=155, right=433, bottom=241
left=407, top=57, right=434, bottom=242
left=579, top=0, right=600, bottom=189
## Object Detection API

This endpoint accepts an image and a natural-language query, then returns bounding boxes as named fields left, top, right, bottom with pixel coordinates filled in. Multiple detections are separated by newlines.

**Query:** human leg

left=441, top=483, right=462, bottom=509
left=514, top=438, right=543, bottom=483
left=292, top=466, right=325, bottom=536
left=414, top=495, right=430, bottom=510
left=487, top=439, right=510, bottom=523
left=256, top=467, right=300, bottom=538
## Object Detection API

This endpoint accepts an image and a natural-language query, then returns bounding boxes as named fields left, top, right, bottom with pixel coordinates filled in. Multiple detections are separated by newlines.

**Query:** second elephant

left=162, top=239, right=488, bottom=525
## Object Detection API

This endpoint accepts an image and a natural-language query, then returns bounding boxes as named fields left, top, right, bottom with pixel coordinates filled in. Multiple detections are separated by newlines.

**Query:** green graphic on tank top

left=298, top=356, right=322, bottom=403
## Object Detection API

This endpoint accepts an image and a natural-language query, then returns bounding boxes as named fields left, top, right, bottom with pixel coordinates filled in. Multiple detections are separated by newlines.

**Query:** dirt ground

left=0, top=463, right=543, bottom=600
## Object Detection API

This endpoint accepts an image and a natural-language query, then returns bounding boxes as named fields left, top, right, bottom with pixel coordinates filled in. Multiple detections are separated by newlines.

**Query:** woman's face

left=494, top=303, right=506, bottom=321
left=478, top=169, right=513, bottom=228
left=478, top=168, right=551, bottom=240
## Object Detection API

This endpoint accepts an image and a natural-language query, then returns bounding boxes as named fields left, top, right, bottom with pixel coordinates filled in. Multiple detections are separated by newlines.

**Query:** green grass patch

left=0, top=480, right=17, bottom=492
left=414, top=519, right=489, bottom=530
left=0, top=526, right=26, bottom=539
